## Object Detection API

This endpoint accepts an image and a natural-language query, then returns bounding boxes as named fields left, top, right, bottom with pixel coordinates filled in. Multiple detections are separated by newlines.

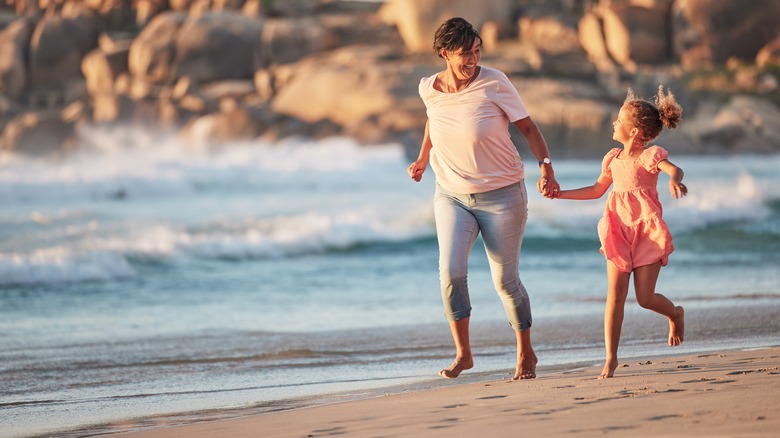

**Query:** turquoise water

left=1, top=126, right=779, bottom=437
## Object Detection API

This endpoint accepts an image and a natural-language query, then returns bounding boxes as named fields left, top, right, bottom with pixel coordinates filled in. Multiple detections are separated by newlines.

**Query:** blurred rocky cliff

left=1, top=0, right=779, bottom=158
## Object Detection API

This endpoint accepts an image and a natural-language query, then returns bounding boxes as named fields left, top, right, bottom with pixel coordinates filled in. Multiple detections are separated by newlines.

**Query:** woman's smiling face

left=445, top=39, right=481, bottom=81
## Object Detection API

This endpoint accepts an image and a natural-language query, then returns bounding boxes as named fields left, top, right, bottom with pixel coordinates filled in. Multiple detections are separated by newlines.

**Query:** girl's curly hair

left=433, top=17, right=482, bottom=58
left=624, top=85, right=683, bottom=144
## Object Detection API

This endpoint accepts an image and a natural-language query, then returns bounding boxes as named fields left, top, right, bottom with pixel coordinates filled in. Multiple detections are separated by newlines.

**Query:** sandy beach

left=106, top=346, right=779, bottom=438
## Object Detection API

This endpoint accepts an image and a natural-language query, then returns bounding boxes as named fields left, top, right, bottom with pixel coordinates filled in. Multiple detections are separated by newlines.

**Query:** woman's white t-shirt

left=419, top=66, right=530, bottom=194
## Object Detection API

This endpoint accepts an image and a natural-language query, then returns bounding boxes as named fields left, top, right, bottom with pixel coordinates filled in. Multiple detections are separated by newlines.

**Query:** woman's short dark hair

left=433, top=17, right=482, bottom=58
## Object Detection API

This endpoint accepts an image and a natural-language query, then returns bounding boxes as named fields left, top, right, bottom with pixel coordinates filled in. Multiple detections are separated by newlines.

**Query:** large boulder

left=578, top=11, right=614, bottom=72
left=0, top=18, right=34, bottom=100
left=756, top=35, right=780, bottom=68
left=578, top=1, right=672, bottom=72
left=696, top=96, right=780, bottom=153
left=271, top=48, right=394, bottom=127
left=81, top=40, right=131, bottom=121
left=601, top=2, right=670, bottom=70
left=82, top=40, right=131, bottom=95
left=28, top=6, right=101, bottom=89
left=128, top=11, right=188, bottom=84
left=379, top=0, right=516, bottom=53
left=181, top=100, right=265, bottom=148
left=519, top=15, right=581, bottom=56
left=135, top=0, right=170, bottom=25
left=673, top=0, right=780, bottom=68
left=209, top=105, right=264, bottom=141
left=172, top=11, right=263, bottom=83
left=83, top=0, right=134, bottom=28
left=270, top=45, right=430, bottom=144
left=258, top=17, right=337, bottom=67
left=0, top=109, right=78, bottom=155
left=514, top=13, right=594, bottom=77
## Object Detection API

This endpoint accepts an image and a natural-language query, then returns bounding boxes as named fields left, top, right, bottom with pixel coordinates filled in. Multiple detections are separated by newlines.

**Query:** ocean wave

left=0, top=204, right=435, bottom=285
left=0, top=128, right=412, bottom=203
left=183, top=207, right=434, bottom=260
left=0, top=249, right=136, bottom=286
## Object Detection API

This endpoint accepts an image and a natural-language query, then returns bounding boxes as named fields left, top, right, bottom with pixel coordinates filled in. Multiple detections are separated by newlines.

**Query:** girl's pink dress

left=597, top=146, right=674, bottom=272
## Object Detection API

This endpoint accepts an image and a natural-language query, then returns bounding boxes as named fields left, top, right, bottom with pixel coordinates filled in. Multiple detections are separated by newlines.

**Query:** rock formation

left=0, top=0, right=777, bottom=157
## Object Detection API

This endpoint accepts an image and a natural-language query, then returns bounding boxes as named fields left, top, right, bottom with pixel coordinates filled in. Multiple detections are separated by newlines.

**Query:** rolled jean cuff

left=510, top=312, right=532, bottom=331
left=444, top=309, right=472, bottom=322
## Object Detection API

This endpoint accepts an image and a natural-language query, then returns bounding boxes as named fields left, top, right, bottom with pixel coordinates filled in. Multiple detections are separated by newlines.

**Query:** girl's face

left=612, top=105, right=638, bottom=144
left=444, top=39, right=481, bottom=81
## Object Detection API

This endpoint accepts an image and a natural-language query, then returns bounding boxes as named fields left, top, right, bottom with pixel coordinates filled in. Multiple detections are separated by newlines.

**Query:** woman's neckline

left=435, top=66, right=482, bottom=94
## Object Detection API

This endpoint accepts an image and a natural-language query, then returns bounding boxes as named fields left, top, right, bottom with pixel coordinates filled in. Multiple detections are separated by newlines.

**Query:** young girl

left=553, top=86, right=687, bottom=378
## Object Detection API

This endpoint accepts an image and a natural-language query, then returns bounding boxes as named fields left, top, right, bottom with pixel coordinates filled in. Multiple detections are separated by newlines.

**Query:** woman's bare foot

left=599, top=358, right=618, bottom=379
left=439, top=357, right=473, bottom=379
left=512, top=354, right=538, bottom=380
left=668, top=306, right=684, bottom=346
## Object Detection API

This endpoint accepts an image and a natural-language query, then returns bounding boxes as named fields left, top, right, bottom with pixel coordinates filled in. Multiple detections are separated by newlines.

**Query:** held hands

left=537, top=176, right=560, bottom=198
left=408, top=161, right=425, bottom=182
left=669, top=180, right=688, bottom=199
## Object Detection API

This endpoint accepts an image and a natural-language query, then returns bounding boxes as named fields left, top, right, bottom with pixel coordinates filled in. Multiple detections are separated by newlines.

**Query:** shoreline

left=84, top=345, right=780, bottom=437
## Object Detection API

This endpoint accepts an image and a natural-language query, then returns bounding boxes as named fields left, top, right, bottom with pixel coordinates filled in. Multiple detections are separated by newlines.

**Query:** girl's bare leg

left=440, top=317, right=474, bottom=378
left=602, top=261, right=630, bottom=378
left=512, top=328, right=538, bottom=380
left=633, top=261, right=685, bottom=346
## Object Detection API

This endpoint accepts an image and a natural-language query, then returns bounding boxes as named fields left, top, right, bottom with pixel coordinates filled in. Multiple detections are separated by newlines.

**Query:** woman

left=407, top=17, right=559, bottom=380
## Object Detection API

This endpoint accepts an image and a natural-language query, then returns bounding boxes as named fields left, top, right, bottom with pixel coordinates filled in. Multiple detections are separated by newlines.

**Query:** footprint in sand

left=648, top=414, right=682, bottom=421
left=681, top=377, right=718, bottom=383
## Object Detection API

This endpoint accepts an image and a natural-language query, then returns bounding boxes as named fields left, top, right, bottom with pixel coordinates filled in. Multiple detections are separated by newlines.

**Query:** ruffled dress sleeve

left=600, top=148, right=621, bottom=180
left=640, top=146, right=669, bottom=174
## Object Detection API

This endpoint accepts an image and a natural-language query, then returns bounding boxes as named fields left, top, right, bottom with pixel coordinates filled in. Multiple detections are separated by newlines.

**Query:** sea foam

left=1, top=126, right=778, bottom=286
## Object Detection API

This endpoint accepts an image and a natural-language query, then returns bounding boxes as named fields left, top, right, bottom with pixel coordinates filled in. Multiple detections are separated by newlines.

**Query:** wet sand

left=110, top=346, right=780, bottom=437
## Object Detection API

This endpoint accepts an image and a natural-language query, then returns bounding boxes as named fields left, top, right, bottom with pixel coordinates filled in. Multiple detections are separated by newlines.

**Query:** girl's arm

left=408, top=120, right=432, bottom=182
left=658, top=159, right=688, bottom=198
left=513, top=116, right=559, bottom=197
left=556, top=175, right=612, bottom=200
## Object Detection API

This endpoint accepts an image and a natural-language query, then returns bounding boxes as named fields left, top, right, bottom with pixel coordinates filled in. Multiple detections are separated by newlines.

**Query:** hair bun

left=656, top=86, right=682, bottom=129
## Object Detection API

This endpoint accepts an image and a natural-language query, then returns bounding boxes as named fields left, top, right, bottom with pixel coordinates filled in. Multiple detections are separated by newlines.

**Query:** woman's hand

left=408, top=161, right=425, bottom=182
left=537, top=176, right=560, bottom=198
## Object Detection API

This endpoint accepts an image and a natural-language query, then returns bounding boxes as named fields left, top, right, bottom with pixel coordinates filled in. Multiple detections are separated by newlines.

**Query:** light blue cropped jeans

left=433, top=180, right=532, bottom=331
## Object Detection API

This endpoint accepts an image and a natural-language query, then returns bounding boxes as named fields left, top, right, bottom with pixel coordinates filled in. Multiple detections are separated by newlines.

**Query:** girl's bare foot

left=599, top=358, right=618, bottom=379
left=669, top=306, right=684, bottom=346
left=439, top=357, right=473, bottom=378
left=512, top=354, right=538, bottom=380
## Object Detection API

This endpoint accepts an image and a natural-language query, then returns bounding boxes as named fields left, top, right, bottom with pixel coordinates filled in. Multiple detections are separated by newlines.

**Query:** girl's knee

left=635, top=293, right=656, bottom=309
